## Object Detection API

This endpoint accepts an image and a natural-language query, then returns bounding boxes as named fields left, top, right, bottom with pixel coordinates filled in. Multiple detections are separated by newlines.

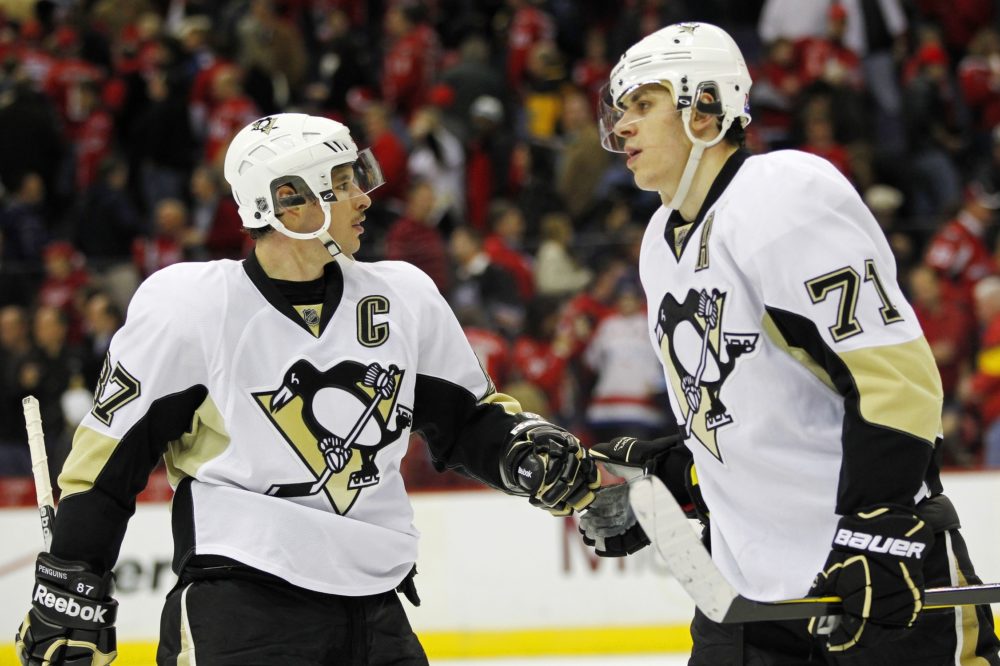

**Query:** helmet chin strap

left=667, top=109, right=733, bottom=212
left=269, top=202, right=343, bottom=257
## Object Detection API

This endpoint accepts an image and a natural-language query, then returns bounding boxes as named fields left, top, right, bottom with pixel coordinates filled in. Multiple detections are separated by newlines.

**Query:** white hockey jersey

left=53, top=253, right=520, bottom=595
left=639, top=150, right=943, bottom=601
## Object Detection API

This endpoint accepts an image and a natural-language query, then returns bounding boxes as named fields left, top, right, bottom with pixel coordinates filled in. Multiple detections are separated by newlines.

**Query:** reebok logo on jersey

left=833, top=529, right=927, bottom=559
left=33, top=584, right=108, bottom=624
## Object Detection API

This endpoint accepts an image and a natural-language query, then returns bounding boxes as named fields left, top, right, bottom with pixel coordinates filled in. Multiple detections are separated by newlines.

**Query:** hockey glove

left=16, top=552, right=117, bottom=666
left=500, top=414, right=600, bottom=516
left=807, top=505, right=934, bottom=653
left=579, top=436, right=698, bottom=557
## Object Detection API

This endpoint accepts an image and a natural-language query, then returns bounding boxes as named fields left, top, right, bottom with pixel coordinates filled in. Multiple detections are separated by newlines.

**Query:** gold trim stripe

left=0, top=626, right=693, bottom=665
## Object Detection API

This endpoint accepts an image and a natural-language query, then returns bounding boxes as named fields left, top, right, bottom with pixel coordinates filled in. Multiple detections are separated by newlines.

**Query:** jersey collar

left=664, top=149, right=749, bottom=260
left=242, top=250, right=345, bottom=337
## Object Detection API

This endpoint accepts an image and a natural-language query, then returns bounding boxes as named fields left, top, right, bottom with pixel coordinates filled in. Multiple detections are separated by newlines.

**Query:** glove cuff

left=832, top=505, right=934, bottom=563
left=31, top=553, right=117, bottom=630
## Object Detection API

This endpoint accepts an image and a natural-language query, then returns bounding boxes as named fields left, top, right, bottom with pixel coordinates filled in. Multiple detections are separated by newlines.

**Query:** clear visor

left=598, top=82, right=669, bottom=153
left=598, top=82, right=629, bottom=153
left=271, top=147, right=385, bottom=209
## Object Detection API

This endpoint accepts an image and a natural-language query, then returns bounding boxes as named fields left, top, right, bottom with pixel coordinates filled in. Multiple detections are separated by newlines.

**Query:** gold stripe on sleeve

left=838, top=337, right=943, bottom=445
left=479, top=392, right=524, bottom=415
left=164, top=396, right=232, bottom=485
left=58, top=427, right=121, bottom=499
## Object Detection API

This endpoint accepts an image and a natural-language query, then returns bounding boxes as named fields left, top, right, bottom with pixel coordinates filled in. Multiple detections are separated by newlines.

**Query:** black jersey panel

left=51, top=385, right=208, bottom=572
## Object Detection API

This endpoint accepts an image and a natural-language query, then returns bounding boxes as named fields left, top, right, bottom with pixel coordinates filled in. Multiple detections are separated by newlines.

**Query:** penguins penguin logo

left=655, top=288, right=758, bottom=461
left=254, top=359, right=412, bottom=514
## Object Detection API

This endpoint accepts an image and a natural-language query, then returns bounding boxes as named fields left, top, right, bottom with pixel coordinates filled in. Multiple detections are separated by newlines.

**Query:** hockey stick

left=629, top=475, right=1000, bottom=623
left=22, top=396, right=55, bottom=551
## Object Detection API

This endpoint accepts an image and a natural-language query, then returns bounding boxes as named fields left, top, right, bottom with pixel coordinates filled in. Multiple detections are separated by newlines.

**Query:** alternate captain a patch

left=253, top=359, right=412, bottom=515
left=655, top=288, right=758, bottom=462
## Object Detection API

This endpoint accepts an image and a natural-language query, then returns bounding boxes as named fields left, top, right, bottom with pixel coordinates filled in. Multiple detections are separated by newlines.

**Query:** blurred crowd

left=3, top=0, right=1000, bottom=492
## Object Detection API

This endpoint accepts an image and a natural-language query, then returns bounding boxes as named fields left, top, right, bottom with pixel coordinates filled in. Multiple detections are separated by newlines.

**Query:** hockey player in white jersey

left=579, top=22, right=1000, bottom=665
left=14, top=113, right=600, bottom=665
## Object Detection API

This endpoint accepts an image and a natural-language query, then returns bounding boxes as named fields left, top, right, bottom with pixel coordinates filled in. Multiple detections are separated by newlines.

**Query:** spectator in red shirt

left=132, top=198, right=196, bottom=279
left=381, top=3, right=440, bottom=118
left=189, top=165, right=246, bottom=260
left=511, top=296, right=572, bottom=417
left=456, top=306, right=512, bottom=388
left=751, top=37, right=802, bottom=150
left=504, top=0, right=555, bottom=95
left=794, top=4, right=863, bottom=92
left=203, top=65, right=260, bottom=166
left=909, top=265, right=974, bottom=404
left=71, top=80, right=114, bottom=191
left=484, top=200, right=534, bottom=303
left=361, top=102, right=409, bottom=204
left=924, top=176, right=1000, bottom=313
left=384, top=180, right=451, bottom=293
left=957, top=27, right=1000, bottom=132
left=36, top=241, right=91, bottom=345
left=798, top=106, right=853, bottom=182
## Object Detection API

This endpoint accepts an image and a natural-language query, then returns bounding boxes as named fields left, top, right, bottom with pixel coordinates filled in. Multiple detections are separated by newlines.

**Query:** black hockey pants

left=156, top=561, right=427, bottom=665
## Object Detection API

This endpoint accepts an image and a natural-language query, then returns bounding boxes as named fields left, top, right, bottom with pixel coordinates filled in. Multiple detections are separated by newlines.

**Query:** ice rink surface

left=441, top=655, right=688, bottom=665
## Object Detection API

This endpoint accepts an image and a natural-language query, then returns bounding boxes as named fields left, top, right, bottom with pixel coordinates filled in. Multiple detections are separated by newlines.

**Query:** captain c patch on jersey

left=253, top=359, right=412, bottom=514
left=656, top=288, right=758, bottom=462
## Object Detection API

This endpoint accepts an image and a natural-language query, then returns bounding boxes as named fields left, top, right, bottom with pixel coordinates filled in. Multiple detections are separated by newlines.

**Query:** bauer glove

left=579, top=435, right=700, bottom=557
left=808, top=505, right=934, bottom=653
left=500, top=414, right=600, bottom=515
left=16, top=552, right=117, bottom=666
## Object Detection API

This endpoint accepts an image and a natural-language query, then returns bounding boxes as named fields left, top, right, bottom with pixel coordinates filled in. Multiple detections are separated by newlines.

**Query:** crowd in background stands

left=4, top=0, right=1000, bottom=492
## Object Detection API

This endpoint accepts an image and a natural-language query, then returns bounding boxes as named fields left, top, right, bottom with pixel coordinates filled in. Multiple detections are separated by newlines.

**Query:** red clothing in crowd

left=42, top=58, right=103, bottom=128
left=958, top=54, right=1000, bottom=130
left=367, top=129, right=409, bottom=202
left=555, top=292, right=617, bottom=359
left=800, top=141, right=853, bottom=181
left=464, top=326, right=511, bottom=387
left=203, top=198, right=246, bottom=260
left=970, top=315, right=1000, bottom=425
left=924, top=211, right=998, bottom=309
left=913, top=300, right=975, bottom=399
left=506, top=5, right=555, bottom=92
left=204, top=96, right=260, bottom=163
left=133, top=236, right=184, bottom=279
left=384, top=217, right=451, bottom=294
left=794, top=37, right=863, bottom=89
left=483, top=235, right=534, bottom=303
left=382, top=23, right=440, bottom=117
left=72, top=108, right=113, bottom=190
left=511, top=335, right=568, bottom=415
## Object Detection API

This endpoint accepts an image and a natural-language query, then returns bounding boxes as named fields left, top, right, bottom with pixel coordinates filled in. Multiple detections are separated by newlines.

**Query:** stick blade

left=629, top=475, right=738, bottom=623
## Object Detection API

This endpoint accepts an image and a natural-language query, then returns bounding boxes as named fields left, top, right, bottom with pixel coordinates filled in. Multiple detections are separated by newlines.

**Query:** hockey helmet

left=599, top=22, right=752, bottom=153
left=223, top=113, right=384, bottom=242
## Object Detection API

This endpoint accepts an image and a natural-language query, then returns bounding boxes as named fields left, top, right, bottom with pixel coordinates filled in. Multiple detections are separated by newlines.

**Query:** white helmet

left=598, top=23, right=752, bottom=210
left=600, top=22, right=752, bottom=152
left=223, top=113, right=384, bottom=251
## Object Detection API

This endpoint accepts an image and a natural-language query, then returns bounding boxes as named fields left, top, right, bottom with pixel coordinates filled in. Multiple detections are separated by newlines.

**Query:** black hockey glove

left=807, top=505, right=934, bottom=653
left=16, top=552, right=118, bottom=666
left=579, top=435, right=699, bottom=557
left=500, top=414, right=600, bottom=516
